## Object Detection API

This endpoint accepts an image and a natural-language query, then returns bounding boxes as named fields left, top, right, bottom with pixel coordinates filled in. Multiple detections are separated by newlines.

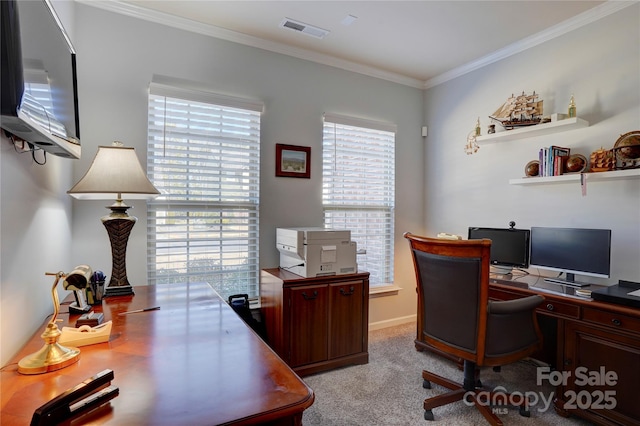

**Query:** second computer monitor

left=468, top=227, right=530, bottom=274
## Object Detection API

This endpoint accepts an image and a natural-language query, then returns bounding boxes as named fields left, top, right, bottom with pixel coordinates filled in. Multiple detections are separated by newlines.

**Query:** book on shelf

left=539, top=145, right=570, bottom=176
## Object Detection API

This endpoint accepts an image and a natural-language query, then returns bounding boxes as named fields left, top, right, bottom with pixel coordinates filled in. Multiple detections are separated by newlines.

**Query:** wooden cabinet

left=260, top=268, right=369, bottom=376
left=558, top=313, right=640, bottom=425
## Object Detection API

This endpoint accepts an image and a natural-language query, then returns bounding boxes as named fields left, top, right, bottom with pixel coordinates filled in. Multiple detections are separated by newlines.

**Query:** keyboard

left=543, top=278, right=590, bottom=288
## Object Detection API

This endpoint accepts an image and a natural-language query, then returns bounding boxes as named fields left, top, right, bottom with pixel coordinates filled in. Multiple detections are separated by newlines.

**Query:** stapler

left=59, top=321, right=112, bottom=347
left=30, top=369, right=118, bottom=426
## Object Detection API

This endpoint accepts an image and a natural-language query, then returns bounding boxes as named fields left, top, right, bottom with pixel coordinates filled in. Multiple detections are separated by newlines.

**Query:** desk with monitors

left=414, top=272, right=639, bottom=425
left=488, top=273, right=640, bottom=426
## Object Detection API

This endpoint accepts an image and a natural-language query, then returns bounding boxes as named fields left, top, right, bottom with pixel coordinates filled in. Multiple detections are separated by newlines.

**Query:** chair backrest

left=404, top=233, right=492, bottom=364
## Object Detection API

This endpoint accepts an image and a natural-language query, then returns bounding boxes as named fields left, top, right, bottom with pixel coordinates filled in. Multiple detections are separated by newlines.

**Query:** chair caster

left=423, top=379, right=431, bottom=389
left=519, top=406, right=531, bottom=417
left=424, top=409, right=434, bottom=421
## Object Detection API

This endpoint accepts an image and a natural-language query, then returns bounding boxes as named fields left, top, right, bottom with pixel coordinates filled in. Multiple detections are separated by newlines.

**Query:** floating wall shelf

left=509, top=168, right=640, bottom=185
left=477, top=117, right=589, bottom=143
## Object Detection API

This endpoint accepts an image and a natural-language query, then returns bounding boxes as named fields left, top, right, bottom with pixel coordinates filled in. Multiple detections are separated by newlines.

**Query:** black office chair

left=404, top=233, right=544, bottom=425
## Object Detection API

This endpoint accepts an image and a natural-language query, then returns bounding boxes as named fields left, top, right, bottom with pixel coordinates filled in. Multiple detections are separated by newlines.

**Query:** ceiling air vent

left=279, top=18, right=329, bottom=39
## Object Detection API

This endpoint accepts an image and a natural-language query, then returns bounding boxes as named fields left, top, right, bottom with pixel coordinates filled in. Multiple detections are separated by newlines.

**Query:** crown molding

left=78, top=1, right=635, bottom=90
left=423, top=1, right=637, bottom=89
left=77, top=0, right=424, bottom=89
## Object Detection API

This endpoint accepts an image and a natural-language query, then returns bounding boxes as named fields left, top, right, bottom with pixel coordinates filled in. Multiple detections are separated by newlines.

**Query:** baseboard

left=369, top=314, right=416, bottom=331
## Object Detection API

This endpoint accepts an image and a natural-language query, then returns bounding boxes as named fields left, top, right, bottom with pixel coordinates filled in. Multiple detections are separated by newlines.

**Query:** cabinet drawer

left=490, top=287, right=579, bottom=319
left=538, top=299, right=579, bottom=319
left=582, top=307, right=640, bottom=334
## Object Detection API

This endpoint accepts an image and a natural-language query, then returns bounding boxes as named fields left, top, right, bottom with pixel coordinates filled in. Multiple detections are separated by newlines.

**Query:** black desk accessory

left=591, top=280, right=640, bottom=308
left=30, top=369, right=118, bottom=426
left=76, top=311, right=104, bottom=327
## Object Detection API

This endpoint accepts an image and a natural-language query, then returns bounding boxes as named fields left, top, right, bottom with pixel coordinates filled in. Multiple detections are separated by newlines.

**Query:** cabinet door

left=561, top=321, right=640, bottom=426
left=289, top=284, right=328, bottom=367
left=329, top=280, right=364, bottom=359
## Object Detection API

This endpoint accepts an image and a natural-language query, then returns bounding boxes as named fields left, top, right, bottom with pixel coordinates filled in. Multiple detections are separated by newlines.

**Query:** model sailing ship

left=489, top=91, right=546, bottom=130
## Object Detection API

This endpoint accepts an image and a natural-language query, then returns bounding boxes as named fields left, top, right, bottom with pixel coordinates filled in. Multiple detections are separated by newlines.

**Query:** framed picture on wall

left=276, top=143, right=311, bottom=178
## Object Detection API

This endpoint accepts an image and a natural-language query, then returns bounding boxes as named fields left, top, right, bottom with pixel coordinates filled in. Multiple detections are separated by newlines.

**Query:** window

left=147, top=78, right=262, bottom=299
left=322, top=113, right=396, bottom=286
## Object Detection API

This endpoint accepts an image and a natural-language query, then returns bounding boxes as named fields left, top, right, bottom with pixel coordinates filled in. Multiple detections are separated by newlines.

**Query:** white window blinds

left=322, top=114, right=396, bottom=286
left=147, top=80, right=262, bottom=299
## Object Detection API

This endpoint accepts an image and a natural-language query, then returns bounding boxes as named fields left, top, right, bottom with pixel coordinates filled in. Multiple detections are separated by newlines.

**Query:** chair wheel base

left=423, top=379, right=431, bottom=389
left=424, top=409, right=434, bottom=421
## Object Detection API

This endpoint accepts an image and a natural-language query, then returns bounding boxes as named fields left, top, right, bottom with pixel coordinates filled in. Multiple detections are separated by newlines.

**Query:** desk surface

left=490, top=272, right=640, bottom=314
left=0, top=283, right=314, bottom=425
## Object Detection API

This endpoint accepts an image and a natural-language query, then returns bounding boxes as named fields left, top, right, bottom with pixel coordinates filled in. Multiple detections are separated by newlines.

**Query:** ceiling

left=104, top=1, right=614, bottom=87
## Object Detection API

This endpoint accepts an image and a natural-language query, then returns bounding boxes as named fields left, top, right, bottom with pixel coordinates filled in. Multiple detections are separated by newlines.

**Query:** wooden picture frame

left=275, top=143, right=311, bottom=178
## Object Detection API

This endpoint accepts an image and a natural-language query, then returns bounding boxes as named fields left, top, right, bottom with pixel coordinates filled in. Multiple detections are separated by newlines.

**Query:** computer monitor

left=529, top=227, right=611, bottom=287
left=467, top=227, right=530, bottom=275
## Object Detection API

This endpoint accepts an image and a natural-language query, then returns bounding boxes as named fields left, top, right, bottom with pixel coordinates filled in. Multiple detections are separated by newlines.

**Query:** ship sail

left=489, top=91, right=544, bottom=130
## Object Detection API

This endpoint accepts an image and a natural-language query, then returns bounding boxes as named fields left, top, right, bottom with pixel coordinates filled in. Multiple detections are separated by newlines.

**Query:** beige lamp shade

left=67, top=142, right=159, bottom=297
left=68, top=143, right=160, bottom=200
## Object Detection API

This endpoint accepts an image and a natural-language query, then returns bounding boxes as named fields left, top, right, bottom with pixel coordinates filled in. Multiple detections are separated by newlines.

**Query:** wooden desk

left=416, top=273, right=640, bottom=426
left=0, top=283, right=314, bottom=425
left=488, top=275, right=640, bottom=426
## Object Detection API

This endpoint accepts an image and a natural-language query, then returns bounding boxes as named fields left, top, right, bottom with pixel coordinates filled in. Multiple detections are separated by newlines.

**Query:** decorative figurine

left=490, top=91, right=543, bottom=130
left=475, top=117, right=481, bottom=136
left=464, top=131, right=479, bottom=155
left=525, top=160, right=540, bottom=177
left=568, top=95, right=576, bottom=118
left=488, top=124, right=496, bottom=134
left=590, top=147, right=614, bottom=172
left=613, top=130, right=640, bottom=169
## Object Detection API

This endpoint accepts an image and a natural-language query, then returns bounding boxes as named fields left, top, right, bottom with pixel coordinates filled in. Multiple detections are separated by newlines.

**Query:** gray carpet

left=302, top=322, right=593, bottom=425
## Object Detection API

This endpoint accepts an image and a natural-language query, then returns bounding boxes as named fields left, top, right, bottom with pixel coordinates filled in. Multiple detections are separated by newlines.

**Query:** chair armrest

left=487, top=295, right=543, bottom=315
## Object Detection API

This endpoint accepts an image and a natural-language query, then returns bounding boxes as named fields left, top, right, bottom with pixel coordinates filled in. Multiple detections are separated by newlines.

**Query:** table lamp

left=18, top=266, right=92, bottom=374
left=67, top=142, right=160, bottom=297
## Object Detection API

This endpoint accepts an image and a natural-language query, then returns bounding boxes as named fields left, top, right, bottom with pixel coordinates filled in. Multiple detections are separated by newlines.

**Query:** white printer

left=276, top=227, right=357, bottom=278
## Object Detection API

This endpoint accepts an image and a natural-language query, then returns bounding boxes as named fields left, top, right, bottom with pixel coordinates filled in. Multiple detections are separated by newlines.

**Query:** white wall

left=0, top=137, right=74, bottom=365
left=67, top=5, right=425, bottom=335
left=2, top=2, right=421, bottom=366
left=0, top=0, right=78, bottom=367
left=423, top=4, right=640, bottom=284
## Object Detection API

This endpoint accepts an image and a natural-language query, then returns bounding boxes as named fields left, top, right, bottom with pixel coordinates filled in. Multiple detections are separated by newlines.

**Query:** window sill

left=369, top=284, right=402, bottom=298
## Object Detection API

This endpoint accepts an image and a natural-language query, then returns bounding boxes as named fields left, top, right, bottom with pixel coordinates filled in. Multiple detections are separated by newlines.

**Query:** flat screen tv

left=467, top=227, right=530, bottom=274
left=530, top=227, right=611, bottom=287
left=0, top=0, right=80, bottom=158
